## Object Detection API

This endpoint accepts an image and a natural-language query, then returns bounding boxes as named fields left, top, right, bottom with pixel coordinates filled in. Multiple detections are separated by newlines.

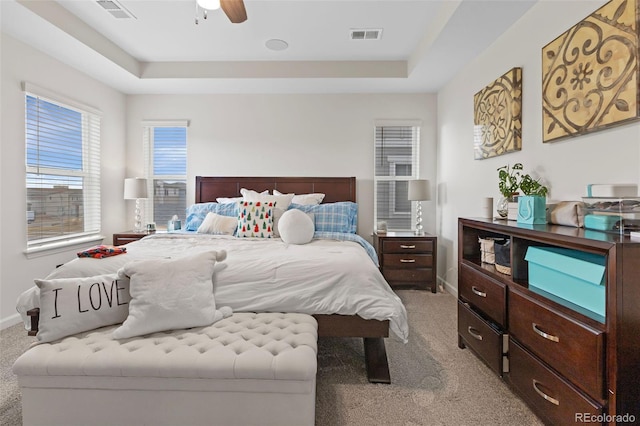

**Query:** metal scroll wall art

left=473, top=67, right=523, bottom=159
left=542, top=0, right=639, bottom=142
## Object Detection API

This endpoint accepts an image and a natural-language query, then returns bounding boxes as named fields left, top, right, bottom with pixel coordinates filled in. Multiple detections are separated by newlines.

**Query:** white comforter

left=17, top=233, right=409, bottom=342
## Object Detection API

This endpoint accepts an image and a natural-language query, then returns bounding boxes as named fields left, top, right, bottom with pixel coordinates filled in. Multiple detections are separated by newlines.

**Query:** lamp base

left=414, top=201, right=425, bottom=236
left=133, top=198, right=144, bottom=233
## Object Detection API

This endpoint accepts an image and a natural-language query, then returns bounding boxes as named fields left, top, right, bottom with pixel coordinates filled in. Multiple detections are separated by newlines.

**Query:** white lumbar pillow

left=278, top=209, right=315, bottom=244
left=197, top=212, right=237, bottom=235
left=112, top=250, right=227, bottom=339
left=34, top=274, right=131, bottom=343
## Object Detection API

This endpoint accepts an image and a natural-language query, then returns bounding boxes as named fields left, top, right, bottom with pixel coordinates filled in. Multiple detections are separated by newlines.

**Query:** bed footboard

left=314, top=314, right=391, bottom=384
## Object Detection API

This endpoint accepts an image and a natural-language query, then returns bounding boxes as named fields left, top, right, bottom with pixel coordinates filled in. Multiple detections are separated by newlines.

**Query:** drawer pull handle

left=471, top=286, right=487, bottom=298
left=532, top=379, right=559, bottom=406
left=400, top=259, right=416, bottom=263
left=532, top=323, right=559, bottom=343
left=400, top=245, right=416, bottom=249
left=467, top=326, right=483, bottom=341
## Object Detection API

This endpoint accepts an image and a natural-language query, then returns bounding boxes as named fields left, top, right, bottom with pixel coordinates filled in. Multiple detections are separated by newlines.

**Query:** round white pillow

left=278, top=209, right=314, bottom=244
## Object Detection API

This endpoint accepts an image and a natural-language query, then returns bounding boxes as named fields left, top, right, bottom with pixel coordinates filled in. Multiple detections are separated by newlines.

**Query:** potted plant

left=517, top=172, right=549, bottom=224
left=496, top=163, right=522, bottom=218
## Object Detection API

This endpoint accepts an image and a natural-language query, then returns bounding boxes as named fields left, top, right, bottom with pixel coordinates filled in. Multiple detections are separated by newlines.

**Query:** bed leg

left=363, top=337, right=391, bottom=384
left=27, top=308, right=40, bottom=336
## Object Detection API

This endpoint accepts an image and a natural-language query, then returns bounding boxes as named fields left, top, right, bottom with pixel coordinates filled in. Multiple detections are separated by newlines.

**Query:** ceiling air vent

left=96, top=0, right=136, bottom=19
left=350, top=28, right=383, bottom=40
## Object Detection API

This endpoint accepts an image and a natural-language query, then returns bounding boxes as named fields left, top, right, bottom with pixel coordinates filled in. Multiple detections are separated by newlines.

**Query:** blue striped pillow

left=289, top=202, right=357, bottom=234
left=185, top=202, right=238, bottom=231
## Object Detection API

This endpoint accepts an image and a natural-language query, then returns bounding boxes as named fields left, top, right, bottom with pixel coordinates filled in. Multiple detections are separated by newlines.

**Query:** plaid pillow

left=289, top=202, right=358, bottom=234
left=184, top=202, right=238, bottom=231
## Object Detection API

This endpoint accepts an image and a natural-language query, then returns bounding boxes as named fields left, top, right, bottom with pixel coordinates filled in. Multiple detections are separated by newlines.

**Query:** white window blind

left=374, top=121, right=420, bottom=231
left=143, top=121, right=188, bottom=229
left=25, top=87, right=101, bottom=246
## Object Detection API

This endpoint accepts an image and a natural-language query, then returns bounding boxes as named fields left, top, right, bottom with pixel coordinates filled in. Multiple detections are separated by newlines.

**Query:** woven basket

left=494, top=263, right=512, bottom=275
left=479, top=238, right=496, bottom=264
left=494, top=239, right=511, bottom=275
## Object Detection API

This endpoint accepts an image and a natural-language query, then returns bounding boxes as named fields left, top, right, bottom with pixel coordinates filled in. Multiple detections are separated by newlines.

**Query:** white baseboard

left=438, top=277, right=458, bottom=298
left=1, top=313, right=23, bottom=330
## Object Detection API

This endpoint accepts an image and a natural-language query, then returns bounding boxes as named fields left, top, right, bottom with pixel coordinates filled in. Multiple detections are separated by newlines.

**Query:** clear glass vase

left=497, top=194, right=519, bottom=218
left=496, top=196, right=509, bottom=218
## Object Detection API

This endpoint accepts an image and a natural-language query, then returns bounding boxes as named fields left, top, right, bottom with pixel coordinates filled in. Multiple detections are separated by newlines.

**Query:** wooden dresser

left=457, top=218, right=639, bottom=425
left=373, top=231, right=437, bottom=293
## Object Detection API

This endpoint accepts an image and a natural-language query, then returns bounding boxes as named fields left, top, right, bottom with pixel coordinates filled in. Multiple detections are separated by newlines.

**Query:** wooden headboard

left=195, top=176, right=356, bottom=203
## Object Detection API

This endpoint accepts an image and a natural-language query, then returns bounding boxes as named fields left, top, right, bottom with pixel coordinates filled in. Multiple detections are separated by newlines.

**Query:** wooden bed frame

left=195, top=176, right=391, bottom=384
left=27, top=176, right=391, bottom=384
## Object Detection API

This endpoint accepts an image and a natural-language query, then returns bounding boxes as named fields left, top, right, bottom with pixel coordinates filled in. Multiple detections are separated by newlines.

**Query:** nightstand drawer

left=382, top=254, right=433, bottom=268
left=113, top=232, right=149, bottom=246
left=458, top=300, right=503, bottom=376
left=384, top=268, right=433, bottom=284
left=459, top=262, right=506, bottom=328
left=508, top=339, right=603, bottom=425
left=382, top=240, right=433, bottom=253
left=509, top=289, right=604, bottom=401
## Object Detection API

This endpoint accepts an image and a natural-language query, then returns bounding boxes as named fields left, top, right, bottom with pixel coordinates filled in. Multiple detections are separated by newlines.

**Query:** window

left=143, top=121, right=188, bottom=229
left=374, top=120, right=421, bottom=231
left=25, top=84, right=101, bottom=246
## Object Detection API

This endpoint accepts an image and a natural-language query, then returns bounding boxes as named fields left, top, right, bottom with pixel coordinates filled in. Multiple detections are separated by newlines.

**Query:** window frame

left=373, top=120, right=421, bottom=231
left=142, top=120, right=189, bottom=230
left=23, top=82, right=102, bottom=251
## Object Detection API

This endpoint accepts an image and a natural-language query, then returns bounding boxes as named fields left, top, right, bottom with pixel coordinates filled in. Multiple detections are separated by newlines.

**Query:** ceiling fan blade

left=220, top=0, right=247, bottom=23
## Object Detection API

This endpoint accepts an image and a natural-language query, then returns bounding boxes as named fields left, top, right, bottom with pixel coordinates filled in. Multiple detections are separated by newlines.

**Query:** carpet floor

left=1, top=289, right=543, bottom=425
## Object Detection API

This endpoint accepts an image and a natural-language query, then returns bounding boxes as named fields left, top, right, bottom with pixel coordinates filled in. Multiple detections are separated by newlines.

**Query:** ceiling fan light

left=197, top=0, right=220, bottom=10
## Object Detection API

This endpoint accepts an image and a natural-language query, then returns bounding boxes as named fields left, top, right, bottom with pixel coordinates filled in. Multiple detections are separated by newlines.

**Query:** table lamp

left=408, top=179, right=430, bottom=235
left=124, top=178, right=148, bottom=232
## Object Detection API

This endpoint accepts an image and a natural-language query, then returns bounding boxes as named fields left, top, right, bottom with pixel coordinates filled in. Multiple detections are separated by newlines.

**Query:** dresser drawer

left=382, top=239, right=432, bottom=253
left=458, top=301, right=503, bottom=376
left=382, top=254, right=433, bottom=268
left=459, top=263, right=506, bottom=328
left=508, top=339, right=603, bottom=425
left=508, top=289, right=605, bottom=401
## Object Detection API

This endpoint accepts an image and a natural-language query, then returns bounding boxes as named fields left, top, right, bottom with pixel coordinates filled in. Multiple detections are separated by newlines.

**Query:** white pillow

left=278, top=209, right=315, bottom=244
left=241, top=188, right=294, bottom=211
left=197, top=212, right=237, bottom=235
left=274, top=189, right=325, bottom=205
left=241, top=189, right=295, bottom=237
left=112, top=250, right=226, bottom=339
left=34, top=274, right=131, bottom=343
left=217, top=190, right=267, bottom=204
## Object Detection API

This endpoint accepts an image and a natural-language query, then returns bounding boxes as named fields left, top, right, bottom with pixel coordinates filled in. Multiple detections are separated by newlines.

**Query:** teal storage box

left=584, top=214, right=621, bottom=232
left=525, top=247, right=606, bottom=320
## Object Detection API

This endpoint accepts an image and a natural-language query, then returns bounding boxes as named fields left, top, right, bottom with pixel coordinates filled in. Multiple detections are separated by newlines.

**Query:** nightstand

left=373, top=231, right=437, bottom=293
left=113, top=231, right=152, bottom=246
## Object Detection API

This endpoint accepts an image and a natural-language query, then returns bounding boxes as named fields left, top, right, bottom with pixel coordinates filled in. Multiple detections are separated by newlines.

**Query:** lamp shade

left=124, top=178, right=148, bottom=200
left=408, top=179, right=430, bottom=201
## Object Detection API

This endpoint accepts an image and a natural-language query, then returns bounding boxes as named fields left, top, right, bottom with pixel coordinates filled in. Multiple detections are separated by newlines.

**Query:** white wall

left=436, top=0, right=640, bottom=293
left=125, top=94, right=438, bottom=239
left=0, top=34, right=127, bottom=327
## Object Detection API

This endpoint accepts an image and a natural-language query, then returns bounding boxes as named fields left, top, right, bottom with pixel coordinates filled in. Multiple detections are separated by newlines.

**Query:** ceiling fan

left=195, top=0, right=247, bottom=24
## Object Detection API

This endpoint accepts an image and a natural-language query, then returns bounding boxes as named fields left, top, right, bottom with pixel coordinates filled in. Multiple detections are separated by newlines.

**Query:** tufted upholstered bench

left=13, top=312, right=318, bottom=426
